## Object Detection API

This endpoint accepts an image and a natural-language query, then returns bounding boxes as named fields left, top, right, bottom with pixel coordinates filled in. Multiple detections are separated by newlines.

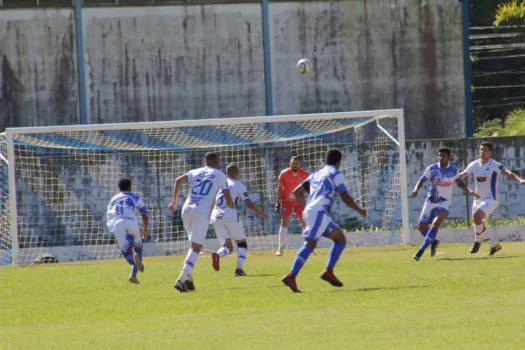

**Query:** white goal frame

left=4, top=109, right=409, bottom=265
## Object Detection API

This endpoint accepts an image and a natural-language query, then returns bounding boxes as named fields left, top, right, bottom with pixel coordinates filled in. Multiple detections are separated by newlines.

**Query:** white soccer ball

left=296, top=58, right=313, bottom=75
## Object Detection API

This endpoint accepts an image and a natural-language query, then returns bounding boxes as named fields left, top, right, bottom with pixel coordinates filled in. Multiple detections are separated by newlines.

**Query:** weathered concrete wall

left=0, top=10, right=78, bottom=130
left=270, top=0, right=465, bottom=139
left=82, top=5, right=266, bottom=124
left=1, top=1, right=465, bottom=140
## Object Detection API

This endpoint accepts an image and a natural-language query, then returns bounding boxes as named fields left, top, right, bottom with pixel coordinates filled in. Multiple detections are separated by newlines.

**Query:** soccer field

left=2, top=242, right=525, bottom=349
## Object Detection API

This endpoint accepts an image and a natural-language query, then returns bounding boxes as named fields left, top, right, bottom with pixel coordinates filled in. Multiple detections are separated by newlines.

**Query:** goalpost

left=0, top=110, right=409, bottom=265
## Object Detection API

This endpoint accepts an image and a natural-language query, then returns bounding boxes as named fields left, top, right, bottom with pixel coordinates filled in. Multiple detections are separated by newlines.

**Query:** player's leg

left=471, top=200, right=501, bottom=255
left=128, top=221, right=145, bottom=273
left=276, top=203, right=292, bottom=255
left=229, top=222, right=248, bottom=275
left=113, top=222, right=140, bottom=283
left=212, top=222, right=231, bottom=271
left=321, top=225, right=346, bottom=287
left=294, top=204, right=316, bottom=255
left=413, top=208, right=448, bottom=261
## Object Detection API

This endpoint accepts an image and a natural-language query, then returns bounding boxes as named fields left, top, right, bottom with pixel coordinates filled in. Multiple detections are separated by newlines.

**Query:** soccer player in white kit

left=107, top=177, right=149, bottom=284
left=460, top=141, right=525, bottom=255
left=210, top=164, right=268, bottom=276
left=281, top=149, right=367, bottom=293
left=411, top=147, right=478, bottom=261
left=168, top=152, right=234, bottom=292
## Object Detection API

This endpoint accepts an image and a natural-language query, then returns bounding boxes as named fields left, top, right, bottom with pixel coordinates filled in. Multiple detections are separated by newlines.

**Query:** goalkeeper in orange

left=275, top=156, right=309, bottom=256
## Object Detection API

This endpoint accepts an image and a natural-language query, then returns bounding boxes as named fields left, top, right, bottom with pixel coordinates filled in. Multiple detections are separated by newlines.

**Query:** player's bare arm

left=456, top=181, right=480, bottom=199
left=245, top=199, right=269, bottom=220
left=168, top=175, right=188, bottom=213
left=410, top=178, right=426, bottom=198
left=223, top=189, right=235, bottom=209
left=340, top=191, right=366, bottom=218
left=141, top=212, right=149, bottom=238
left=502, top=169, right=525, bottom=184
left=459, top=170, right=469, bottom=180
left=293, top=184, right=307, bottom=208
left=275, top=179, right=284, bottom=211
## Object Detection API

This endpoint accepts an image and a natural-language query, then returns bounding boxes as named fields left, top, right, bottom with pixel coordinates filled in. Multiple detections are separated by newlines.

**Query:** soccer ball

left=296, top=58, right=313, bottom=75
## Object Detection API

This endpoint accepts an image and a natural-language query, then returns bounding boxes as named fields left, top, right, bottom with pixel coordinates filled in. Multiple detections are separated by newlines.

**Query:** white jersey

left=182, top=166, right=229, bottom=216
left=421, top=163, right=461, bottom=203
left=107, top=191, right=147, bottom=224
left=211, top=177, right=250, bottom=223
left=464, top=159, right=505, bottom=200
left=303, top=165, right=348, bottom=216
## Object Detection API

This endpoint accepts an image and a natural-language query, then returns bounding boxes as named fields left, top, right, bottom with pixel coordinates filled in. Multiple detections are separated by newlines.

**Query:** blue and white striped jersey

left=421, top=163, right=461, bottom=203
left=303, top=165, right=348, bottom=215
left=107, top=191, right=147, bottom=223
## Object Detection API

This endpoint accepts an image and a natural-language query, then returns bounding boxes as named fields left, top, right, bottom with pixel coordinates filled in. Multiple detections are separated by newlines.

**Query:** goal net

left=0, top=110, right=408, bottom=265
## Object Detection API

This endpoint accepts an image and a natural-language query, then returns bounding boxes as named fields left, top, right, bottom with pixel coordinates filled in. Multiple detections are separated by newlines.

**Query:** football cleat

left=430, top=239, right=440, bottom=257
left=184, top=279, right=196, bottom=291
left=134, top=254, right=144, bottom=273
left=412, top=249, right=423, bottom=262
left=275, top=245, right=285, bottom=256
left=320, top=269, right=343, bottom=287
left=281, top=273, right=301, bottom=293
left=235, top=268, right=247, bottom=276
left=174, top=279, right=187, bottom=293
left=211, top=252, right=220, bottom=271
left=470, top=241, right=481, bottom=254
left=129, top=276, right=140, bottom=284
left=488, top=243, right=502, bottom=256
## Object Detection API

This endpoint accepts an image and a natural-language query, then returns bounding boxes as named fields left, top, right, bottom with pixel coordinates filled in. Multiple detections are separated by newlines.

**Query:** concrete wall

left=0, top=10, right=78, bottom=131
left=1, top=1, right=465, bottom=139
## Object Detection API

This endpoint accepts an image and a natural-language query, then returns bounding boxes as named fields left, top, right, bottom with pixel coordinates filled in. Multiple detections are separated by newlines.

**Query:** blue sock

left=290, top=244, right=313, bottom=276
left=326, top=241, right=346, bottom=269
left=420, top=227, right=438, bottom=251
left=123, top=251, right=134, bottom=265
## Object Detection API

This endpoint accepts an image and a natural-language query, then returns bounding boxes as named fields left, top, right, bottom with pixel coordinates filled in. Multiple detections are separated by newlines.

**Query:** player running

left=281, top=149, right=366, bottom=293
left=275, top=156, right=309, bottom=256
left=411, top=147, right=478, bottom=261
left=168, top=152, right=234, bottom=292
left=210, top=164, right=268, bottom=276
left=459, top=141, right=525, bottom=255
left=107, top=177, right=149, bottom=284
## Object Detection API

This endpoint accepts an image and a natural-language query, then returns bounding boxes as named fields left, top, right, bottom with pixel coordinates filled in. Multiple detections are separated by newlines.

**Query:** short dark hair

left=204, top=152, right=219, bottom=164
left=225, top=163, right=239, bottom=176
left=290, top=156, right=302, bottom=162
left=118, top=177, right=132, bottom=191
left=437, top=146, right=451, bottom=156
left=325, top=149, right=342, bottom=166
left=480, top=141, right=493, bottom=151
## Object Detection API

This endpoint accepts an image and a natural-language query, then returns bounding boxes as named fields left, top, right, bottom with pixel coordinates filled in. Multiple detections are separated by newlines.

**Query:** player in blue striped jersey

left=281, top=149, right=366, bottom=293
left=411, top=147, right=478, bottom=261
left=107, top=177, right=149, bottom=284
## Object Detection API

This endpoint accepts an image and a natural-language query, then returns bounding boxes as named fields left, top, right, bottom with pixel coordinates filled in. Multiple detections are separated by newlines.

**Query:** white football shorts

left=214, top=220, right=246, bottom=245
left=472, top=198, right=499, bottom=216
left=302, top=210, right=339, bottom=241
left=419, top=200, right=451, bottom=224
left=108, top=219, right=143, bottom=252
left=182, top=210, right=210, bottom=245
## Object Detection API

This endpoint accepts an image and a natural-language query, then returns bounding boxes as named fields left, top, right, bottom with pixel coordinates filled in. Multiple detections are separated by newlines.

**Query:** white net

left=0, top=111, right=406, bottom=265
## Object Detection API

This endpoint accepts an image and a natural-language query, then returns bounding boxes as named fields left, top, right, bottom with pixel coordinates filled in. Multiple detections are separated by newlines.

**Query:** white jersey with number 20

left=182, top=166, right=229, bottom=216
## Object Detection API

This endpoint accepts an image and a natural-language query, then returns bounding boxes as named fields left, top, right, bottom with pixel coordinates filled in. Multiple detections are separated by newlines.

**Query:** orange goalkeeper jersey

left=278, top=168, right=309, bottom=204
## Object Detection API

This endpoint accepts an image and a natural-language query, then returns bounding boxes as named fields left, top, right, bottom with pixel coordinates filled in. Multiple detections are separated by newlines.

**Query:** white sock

left=483, top=227, right=498, bottom=246
left=278, top=226, right=288, bottom=247
left=178, top=249, right=198, bottom=281
left=217, top=246, right=231, bottom=258
left=237, top=247, right=247, bottom=269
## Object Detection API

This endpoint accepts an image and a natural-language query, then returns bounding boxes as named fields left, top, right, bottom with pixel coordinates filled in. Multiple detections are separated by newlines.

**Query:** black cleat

left=488, top=243, right=502, bottom=256
left=413, top=249, right=424, bottom=261
left=470, top=241, right=481, bottom=254
left=235, top=269, right=247, bottom=276
left=184, top=279, right=196, bottom=291
left=430, top=239, right=440, bottom=257
left=174, top=279, right=187, bottom=293
left=320, top=270, right=343, bottom=287
left=281, top=273, right=301, bottom=293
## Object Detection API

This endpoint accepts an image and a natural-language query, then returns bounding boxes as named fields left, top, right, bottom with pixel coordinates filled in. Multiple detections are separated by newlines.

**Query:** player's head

left=479, top=141, right=493, bottom=160
left=289, top=156, right=302, bottom=172
left=118, top=177, right=132, bottom=192
left=204, top=152, right=220, bottom=168
left=226, top=163, right=239, bottom=179
left=325, top=149, right=342, bottom=168
left=437, top=146, right=451, bottom=166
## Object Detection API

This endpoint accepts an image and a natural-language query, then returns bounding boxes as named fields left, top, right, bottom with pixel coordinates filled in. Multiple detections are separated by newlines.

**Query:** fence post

left=461, top=0, right=473, bottom=137
left=261, top=0, right=274, bottom=116
left=74, top=0, right=88, bottom=124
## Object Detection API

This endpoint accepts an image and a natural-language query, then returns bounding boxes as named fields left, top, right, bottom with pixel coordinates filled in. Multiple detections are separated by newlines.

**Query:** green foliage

left=474, top=108, right=525, bottom=136
left=493, top=0, right=525, bottom=27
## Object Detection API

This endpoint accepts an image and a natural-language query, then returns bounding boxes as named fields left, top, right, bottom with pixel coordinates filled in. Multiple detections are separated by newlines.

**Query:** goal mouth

left=1, top=110, right=409, bottom=265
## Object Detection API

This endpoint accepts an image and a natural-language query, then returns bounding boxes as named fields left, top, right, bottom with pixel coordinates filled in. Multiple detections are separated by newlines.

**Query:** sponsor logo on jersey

left=432, top=180, right=454, bottom=186
left=476, top=176, right=487, bottom=182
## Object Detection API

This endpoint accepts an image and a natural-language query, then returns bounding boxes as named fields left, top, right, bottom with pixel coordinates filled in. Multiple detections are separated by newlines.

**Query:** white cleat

left=275, top=245, right=285, bottom=256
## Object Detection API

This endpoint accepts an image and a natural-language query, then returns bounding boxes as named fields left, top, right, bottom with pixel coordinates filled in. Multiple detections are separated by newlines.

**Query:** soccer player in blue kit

left=411, top=147, right=478, bottom=261
left=281, top=149, right=367, bottom=293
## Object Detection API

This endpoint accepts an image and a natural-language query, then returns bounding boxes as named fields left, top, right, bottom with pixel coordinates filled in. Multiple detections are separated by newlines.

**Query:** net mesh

left=0, top=113, right=403, bottom=265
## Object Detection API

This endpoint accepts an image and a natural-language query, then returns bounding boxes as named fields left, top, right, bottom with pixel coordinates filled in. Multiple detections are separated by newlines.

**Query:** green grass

left=2, top=243, right=525, bottom=349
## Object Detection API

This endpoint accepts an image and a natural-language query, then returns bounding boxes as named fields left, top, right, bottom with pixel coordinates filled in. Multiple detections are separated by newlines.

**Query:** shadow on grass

left=436, top=255, right=521, bottom=261
left=327, top=285, right=429, bottom=293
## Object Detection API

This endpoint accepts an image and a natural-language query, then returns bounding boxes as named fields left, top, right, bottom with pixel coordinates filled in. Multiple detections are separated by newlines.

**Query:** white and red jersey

left=463, top=159, right=505, bottom=200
